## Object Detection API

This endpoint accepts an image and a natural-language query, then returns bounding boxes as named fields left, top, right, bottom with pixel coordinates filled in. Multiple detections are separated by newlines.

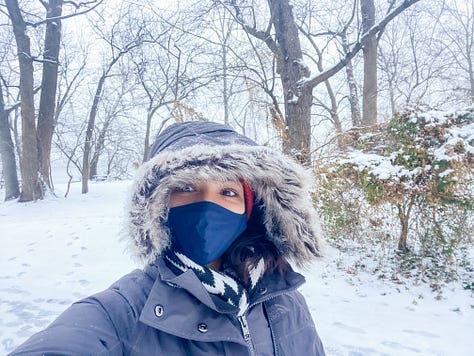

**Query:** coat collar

left=140, top=258, right=243, bottom=344
left=140, top=257, right=306, bottom=342
left=142, top=258, right=305, bottom=312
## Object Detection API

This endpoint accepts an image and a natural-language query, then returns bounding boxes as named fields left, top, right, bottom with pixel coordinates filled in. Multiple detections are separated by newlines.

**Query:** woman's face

left=169, top=180, right=245, bottom=214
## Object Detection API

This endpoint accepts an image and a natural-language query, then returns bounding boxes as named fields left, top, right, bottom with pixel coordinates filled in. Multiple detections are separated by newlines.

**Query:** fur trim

left=127, top=144, right=321, bottom=267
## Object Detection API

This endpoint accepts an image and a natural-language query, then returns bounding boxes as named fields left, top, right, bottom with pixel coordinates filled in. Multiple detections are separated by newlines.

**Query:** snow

left=288, top=94, right=299, bottom=104
left=336, top=109, right=474, bottom=187
left=340, top=152, right=412, bottom=180
left=1, top=181, right=474, bottom=355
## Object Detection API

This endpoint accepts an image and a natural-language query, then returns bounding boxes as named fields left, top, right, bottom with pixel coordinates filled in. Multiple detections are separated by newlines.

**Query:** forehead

left=194, top=180, right=243, bottom=190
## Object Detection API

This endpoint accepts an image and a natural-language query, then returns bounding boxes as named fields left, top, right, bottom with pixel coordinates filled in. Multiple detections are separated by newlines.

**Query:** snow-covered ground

left=1, top=180, right=473, bottom=355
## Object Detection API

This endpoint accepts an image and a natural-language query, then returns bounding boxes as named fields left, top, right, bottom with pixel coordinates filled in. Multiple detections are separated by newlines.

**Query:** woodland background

left=0, top=0, right=473, bottom=289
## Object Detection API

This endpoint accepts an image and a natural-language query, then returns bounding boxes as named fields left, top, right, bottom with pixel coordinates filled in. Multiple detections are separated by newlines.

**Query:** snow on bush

left=314, top=107, right=474, bottom=290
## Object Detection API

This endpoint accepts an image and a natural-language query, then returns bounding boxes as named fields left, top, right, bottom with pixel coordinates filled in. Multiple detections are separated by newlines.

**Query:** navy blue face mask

left=167, top=201, right=247, bottom=265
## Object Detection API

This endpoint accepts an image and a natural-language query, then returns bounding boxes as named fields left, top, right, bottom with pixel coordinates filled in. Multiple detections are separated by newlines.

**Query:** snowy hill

left=1, top=181, right=473, bottom=355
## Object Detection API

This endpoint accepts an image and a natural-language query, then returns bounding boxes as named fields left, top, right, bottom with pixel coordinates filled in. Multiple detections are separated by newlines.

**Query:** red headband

left=240, top=179, right=254, bottom=220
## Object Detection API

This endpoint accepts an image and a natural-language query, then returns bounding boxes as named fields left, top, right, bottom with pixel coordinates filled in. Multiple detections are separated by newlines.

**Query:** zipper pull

left=238, top=315, right=256, bottom=356
left=238, top=315, right=251, bottom=339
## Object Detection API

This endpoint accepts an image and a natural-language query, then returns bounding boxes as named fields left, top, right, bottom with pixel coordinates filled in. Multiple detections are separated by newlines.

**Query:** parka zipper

left=237, top=290, right=294, bottom=356
left=238, top=314, right=257, bottom=356
left=234, top=278, right=304, bottom=355
left=243, top=288, right=299, bottom=356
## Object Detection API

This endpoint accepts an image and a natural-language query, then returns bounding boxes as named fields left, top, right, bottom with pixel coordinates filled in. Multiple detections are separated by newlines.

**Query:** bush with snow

left=314, top=107, right=474, bottom=289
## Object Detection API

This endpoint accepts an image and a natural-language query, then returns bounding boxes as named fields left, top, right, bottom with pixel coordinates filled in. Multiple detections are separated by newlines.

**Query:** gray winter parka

left=11, top=121, right=326, bottom=355
left=11, top=257, right=325, bottom=355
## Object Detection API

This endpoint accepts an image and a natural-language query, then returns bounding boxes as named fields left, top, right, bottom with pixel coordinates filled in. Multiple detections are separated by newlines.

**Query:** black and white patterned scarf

left=164, top=249, right=265, bottom=316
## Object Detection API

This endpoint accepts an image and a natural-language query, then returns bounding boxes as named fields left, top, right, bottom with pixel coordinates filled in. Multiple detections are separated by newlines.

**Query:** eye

left=175, top=185, right=195, bottom=193
left=221, top=188, right=238, bottom=197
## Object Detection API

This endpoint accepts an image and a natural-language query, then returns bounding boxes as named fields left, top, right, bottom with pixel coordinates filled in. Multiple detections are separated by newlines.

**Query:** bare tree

left=133, top=40, right=210, bottom=161
left=224, top=0, right=420, bottom=163
left=4, top=0, right=103, bottom=201
left=5, top=0, right=41, bottom=201
left=377, top=5, right=451, bottom=114
left=89, top=67, right=134, bottom=180
left=129, top=5, right=232, bottom=161
left=438, top=0, right=474, bottom=104
left=155, top=2, right=285, bottom=145
left=341, top=26, right=362, bottom=127
left=37, top=0, right=63, bottom=188
left=0, top=79, right=20, bottom=200
left=361, top=0, right=377, bottom=125
left=299, top=28, right=343, bottom=136
left=81, top=14, right=148, bottom=193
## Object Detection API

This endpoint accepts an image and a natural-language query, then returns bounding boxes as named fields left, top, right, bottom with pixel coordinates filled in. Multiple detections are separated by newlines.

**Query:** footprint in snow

left=0, top=286, right=30, bottom=296
left=381, top=341, right=421, bottom=353
left=340, top=344, right=390, bottom=356
left=402, top=329, right=439, bottom=338
left=46, top=298, right=70, bottom=305
left=3, top=320, right=22, bottom=327
left=2, top=338, right=14, bottom=352
left=333, top=321, right=366, bottom=334
left=73, top=292, right=87, bottom=299
left=16, top=324, right=34, bottom=338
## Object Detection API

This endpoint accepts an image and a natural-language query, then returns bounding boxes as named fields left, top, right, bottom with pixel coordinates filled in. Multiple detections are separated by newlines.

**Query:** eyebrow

left=221, top=182, right=242, bottom=188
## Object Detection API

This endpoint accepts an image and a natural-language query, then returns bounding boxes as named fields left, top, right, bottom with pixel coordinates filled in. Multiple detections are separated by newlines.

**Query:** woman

left=11, top=121, right=325, bottom=355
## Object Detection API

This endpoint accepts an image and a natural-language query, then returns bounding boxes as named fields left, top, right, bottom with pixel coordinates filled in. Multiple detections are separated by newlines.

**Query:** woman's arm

left=9, top=298, right=123, bottom=356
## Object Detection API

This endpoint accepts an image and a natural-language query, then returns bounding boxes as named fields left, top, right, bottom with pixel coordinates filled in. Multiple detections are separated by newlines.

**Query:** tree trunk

left=6, top=0, right=42, bottom=202
left=341, top=30, right=361, bottom=127
left=89, top=119, right=110, bottom=180
left=397, top=198, right=415, bottom=251
left=388, top=76, right=396, bottom=116
left=89, top=155, right=99, bottom=180
left=398, top=209, right=409, bottom=251
left=230, top=0, right=420, bottom=162
left=37, top=0, right=63, bottom=189
left=361, top=0, right=378, bottom=126
left=269, top=0, right=312, bottom=164
left=468, top=42, right=474, bottom=104
left=82, top=35, right=142, bottom=192
left=82, top=74, right=106, bottom=193
left=0, top=83, right=20, bottom=200
left=283, top=87, right=312, bottom=163
left=222, top=37, right=229, bottom=126
left=143, top=111, right=153, bottom=162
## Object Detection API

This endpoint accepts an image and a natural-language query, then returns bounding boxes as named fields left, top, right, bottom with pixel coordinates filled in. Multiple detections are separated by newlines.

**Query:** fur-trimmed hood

left=128, top=121, right=321, bottom=266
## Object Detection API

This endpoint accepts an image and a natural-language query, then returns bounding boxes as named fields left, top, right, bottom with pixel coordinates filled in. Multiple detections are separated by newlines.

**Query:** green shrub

left=315, top=107, right=474, bottom=288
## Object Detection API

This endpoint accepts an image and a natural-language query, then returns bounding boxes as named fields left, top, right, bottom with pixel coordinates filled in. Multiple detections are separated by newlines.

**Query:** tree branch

left=304, top=0, right=421, bottom=89
left=26, top=0, right=104, bottom=27
left=222, top=0, right=280, bottom=55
